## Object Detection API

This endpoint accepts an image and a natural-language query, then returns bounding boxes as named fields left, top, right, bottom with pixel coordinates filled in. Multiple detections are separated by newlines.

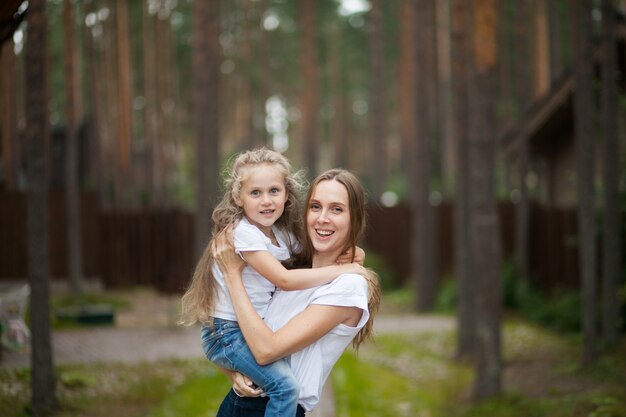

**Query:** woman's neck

left=311, top=251, right=341, bottom=268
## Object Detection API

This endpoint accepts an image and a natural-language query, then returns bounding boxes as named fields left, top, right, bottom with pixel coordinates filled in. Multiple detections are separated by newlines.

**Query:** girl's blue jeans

left=202, top=318, right=299, bottom=417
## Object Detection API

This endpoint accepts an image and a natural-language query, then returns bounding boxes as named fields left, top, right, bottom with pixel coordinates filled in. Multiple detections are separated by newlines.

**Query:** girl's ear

left=233, top=192, right=243, bottom=207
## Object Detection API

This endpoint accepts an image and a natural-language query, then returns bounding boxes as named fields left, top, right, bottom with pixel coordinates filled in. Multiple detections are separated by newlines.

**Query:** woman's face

left=306, top=179, right=351, bottom=257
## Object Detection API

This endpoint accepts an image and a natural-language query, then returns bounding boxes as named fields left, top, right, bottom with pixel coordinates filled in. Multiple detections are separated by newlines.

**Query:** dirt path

left=1, top=288, right=453, bottom=417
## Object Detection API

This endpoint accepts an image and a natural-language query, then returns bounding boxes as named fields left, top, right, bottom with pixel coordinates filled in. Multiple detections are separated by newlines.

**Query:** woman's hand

left=336, top=246, right=366, bottom=265
left=230, top=371, right=264, bottom=397
left=212, top=226, right=245, bottom=279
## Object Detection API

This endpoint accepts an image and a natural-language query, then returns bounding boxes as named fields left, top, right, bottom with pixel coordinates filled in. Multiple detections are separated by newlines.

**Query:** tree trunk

left=399, top=0, right=416, bottom=174
left=193, top=0, right=221, bottom=260
left=369, top=0, right=386, bottom=199
left=116, top=0, right=133, bottom=207
left=437, top=0, right=455, bottom=197
left=25, top=0, right=56, bottom=414
left=142, top=0, right=157, bottom=205
left=548, top=0, right=564, bottom=81
left=571, top=0, right=597, bottom=365
left=451, top=0, right=474, bottom=360
left=83, top=1, right=102, bottom=203
left=1, top=38, right=19, bottom=190
left=533, top=0, right=550, bottom=98
left=601, top=0, right=620, bottom=348
left=413, top=0, right=437, bottom=312
left=299, top=0, right=319, bottom=178
left=514, top=0, right=533, bottom=283
left=328, top=18, right=350, bottom=170
left=468, top=0, right=502, bottom=400
left=63, top=0, right=84, bottom=295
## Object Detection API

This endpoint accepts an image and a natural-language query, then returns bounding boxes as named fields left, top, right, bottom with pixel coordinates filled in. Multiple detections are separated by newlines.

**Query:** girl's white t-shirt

left=263, top=273, right=370, bottom=412
left=212, top=218, right=296, bottom=321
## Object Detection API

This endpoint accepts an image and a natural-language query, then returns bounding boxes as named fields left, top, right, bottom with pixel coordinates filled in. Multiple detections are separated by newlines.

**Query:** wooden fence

left=0, top=192, right=581, bottom=293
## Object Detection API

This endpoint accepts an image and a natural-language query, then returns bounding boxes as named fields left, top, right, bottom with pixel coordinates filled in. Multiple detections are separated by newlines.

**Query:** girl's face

left=237, top=164, right=288, bottom=236
left=306, top=179, right=351, bottom=259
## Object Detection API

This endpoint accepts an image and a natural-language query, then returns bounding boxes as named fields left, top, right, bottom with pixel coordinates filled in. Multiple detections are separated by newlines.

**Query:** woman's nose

left=317, top=209, right=329, bottom=222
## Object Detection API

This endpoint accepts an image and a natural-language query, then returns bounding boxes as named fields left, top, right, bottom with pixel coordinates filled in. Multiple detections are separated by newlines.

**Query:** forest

left=0, top=0, right=625, bottom=416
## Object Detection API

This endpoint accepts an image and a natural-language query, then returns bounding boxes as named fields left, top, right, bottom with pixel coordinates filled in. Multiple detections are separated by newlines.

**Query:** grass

left=0, top=359, right=231, bottom=417
left=331, top=322, right=626, bottom=417
left=2, top=287, right=625, bottom=417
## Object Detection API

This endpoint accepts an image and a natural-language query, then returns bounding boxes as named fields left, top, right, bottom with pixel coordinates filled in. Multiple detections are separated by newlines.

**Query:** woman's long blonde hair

left=179, top=148, right=305, bottom=326
left=293, top=169, right=381, bottom=349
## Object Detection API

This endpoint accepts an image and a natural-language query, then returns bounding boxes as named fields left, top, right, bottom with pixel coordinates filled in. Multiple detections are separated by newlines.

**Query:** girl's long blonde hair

left=179, top=148, right=305, bottom=326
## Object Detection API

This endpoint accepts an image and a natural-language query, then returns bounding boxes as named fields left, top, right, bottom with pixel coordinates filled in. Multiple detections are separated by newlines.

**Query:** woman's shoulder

left=316, top=273, right=368, bottom=296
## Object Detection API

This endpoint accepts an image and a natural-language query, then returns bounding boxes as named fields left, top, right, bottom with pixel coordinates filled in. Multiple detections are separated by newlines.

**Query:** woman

left=213, top=169, right=381, bottom=416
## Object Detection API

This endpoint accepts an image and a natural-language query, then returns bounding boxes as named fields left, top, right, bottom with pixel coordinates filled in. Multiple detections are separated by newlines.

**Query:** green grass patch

left=0, top=358, right=231, bottom=417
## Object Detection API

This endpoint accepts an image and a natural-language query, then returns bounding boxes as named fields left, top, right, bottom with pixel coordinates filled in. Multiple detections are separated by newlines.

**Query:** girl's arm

left=241, top=249, right=365, bottom=291
left=214, top=235, right=363, bottom=365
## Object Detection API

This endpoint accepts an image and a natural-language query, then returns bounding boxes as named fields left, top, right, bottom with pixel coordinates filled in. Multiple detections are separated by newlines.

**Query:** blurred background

left=1, top=0, right=623, bottom=296
left=0, top=0, right=626, bottom=415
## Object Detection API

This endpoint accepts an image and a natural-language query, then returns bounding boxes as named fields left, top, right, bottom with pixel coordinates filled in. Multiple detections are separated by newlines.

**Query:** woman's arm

left=242, top=250, right=364, bottom=291
left=214, top=234, right=362, bottom=365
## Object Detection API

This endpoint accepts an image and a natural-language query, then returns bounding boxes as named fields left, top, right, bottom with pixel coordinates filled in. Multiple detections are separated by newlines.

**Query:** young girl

left=179, top=148, right=364, bottom=417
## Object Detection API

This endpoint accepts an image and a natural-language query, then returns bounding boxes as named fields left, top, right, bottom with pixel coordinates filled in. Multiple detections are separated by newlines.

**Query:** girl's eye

left=271, top=187, right=280, bottom=194
left=250, top=190, right=260, bottom=196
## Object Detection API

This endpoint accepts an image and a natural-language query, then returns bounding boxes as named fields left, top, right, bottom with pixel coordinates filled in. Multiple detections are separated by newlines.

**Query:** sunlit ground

left=0, top=288, right=624, bottom=417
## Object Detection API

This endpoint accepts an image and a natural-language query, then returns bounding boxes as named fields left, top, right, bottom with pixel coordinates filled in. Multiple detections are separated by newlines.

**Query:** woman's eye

left=310, top=203, right=321, bottom=211
left=332, top=206, right=343, bottom=213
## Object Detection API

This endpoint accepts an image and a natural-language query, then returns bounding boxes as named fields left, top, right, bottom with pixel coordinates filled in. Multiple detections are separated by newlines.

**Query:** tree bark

left=437, top=0, right=455, bottom=197
left=548, top=0, right=564, bottom=81
left=601, top=0, right=620, bottom=348
left=514, top=0, right=533, bottom=283
left=193, top=0, right=221, bottom=261
left=25, top=0, right=56, bottom=414
left=369, top=0, right=386, bottom=199
left=142, top=0, right=157, bottom=205
left=451, top=0, right=474, bottom=360
left=116, top=0, right=133, bottom=207
left=468, top=0, right=502, bottom=400
left=1, top=38, right=19, bottom=190
left=399, top=0, right=416, bottom=174
left=298, top=0, right=320, bottom=178
left=413, top=0, right=437, bottom=312
left=571, top=0, right=597, bottom=365
left=63, top=0, right=84, bottom=295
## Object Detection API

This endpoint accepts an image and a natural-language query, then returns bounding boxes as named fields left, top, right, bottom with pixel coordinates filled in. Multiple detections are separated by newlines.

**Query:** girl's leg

left=202, top=320, right=299, bottom=417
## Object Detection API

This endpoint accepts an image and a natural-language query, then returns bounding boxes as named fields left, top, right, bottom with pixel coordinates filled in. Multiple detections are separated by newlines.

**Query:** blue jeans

left=216, top=388, right=306, bottom=417
left=202, top=318, right=299, bottom=417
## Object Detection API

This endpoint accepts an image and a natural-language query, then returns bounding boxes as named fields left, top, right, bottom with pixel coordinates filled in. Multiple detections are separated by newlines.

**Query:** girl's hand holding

left=212, top=226, right=245, bottom=278
left=339, top=262, right=367, bottom=277
left=336, top=246, right=366, bottom=265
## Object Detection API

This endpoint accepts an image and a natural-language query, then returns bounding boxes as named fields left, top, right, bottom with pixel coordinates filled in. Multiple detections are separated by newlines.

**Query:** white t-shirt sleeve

left=233, top=221, right=270, bottom=253
left=310, top=274, right=370, bottom=330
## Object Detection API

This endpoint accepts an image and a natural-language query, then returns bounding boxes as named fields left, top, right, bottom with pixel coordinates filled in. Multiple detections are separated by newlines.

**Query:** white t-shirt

left=264, top=273, right=370, bottom=412
left=212, top=218, right=297, bottom=321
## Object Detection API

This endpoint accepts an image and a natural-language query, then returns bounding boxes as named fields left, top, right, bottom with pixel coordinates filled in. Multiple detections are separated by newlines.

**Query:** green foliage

left=434, top=275, right=457, bottom=313
left=439, top=258, right=588, bottom=334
